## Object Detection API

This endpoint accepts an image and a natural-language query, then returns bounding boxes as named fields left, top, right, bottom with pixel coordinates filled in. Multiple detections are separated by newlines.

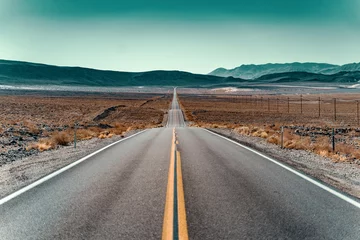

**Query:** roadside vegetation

left=179, top=93, right=360, bottom=164
left=0, top=93, right=171, bottom=163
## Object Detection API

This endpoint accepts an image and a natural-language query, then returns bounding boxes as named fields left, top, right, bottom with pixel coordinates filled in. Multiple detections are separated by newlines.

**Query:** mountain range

left=0, top=59, right=240, bottom=88
left=0, top=59, right=360, bottom=88
left=209, top=62, right=360, bottom=79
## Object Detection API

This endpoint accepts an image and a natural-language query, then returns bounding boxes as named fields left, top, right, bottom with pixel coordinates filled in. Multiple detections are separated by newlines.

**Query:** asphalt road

left=0, top=89, right=359, bottom=239
left=166, top=88, right=185, bottom=128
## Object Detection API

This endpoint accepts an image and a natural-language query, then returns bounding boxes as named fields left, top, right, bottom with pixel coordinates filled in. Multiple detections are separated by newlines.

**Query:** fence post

left=332, top=128, right=335, bottom=152
left=334, top=98, right=337, bottom=121
left=268, top=98, right=270, bottom=112
left=318, top=97, right=321, bottom=117
left=300, top=94, right=303, bottom=114
left=287, top=97, right=290, bottom=113
left=277, top=98, right=279, bottom=112
left=357, top=100, right=359, bottom=125
left=261, top=97, right=263, bottom=109
left=281, top=126, right=284, bottom=149
left=74, top=122, right=78, bottom=149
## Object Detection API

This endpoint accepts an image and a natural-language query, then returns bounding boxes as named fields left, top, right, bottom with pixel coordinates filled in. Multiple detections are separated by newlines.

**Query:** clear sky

left=0, top=0, right=359, bottom=73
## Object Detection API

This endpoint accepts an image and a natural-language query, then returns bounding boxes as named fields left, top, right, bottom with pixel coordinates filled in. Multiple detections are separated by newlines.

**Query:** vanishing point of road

left=0, top=89, right=359, bottom=239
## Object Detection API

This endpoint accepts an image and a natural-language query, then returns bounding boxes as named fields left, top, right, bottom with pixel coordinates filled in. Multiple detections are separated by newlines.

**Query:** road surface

left=0, top=88, right=359, bottom=239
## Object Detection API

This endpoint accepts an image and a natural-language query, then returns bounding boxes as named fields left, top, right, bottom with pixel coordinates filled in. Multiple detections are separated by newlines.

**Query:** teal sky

left=0, top=0, right=359, bottom=73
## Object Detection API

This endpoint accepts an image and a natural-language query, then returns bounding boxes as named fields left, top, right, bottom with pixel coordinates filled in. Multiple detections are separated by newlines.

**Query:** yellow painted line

left=176, top=150, right=189, bottom=240
left=162, top=128, right=189, bottom=240
left=162, top=128, right=176, bottom=240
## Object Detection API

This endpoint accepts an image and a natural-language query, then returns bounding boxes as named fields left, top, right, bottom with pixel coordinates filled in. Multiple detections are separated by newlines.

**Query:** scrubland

left=0, top=93, right=171, bottom=162
left=179, top=93, right=360, bottom=164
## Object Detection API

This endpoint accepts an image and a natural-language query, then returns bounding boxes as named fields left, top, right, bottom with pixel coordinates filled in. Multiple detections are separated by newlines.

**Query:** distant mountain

left=1, top=59, right=359, bottom=89
left=209, top=62, right=360, bottom=79
left=253, top=71, right=360, bottom=84
left=0, top=59, right=244, bottom=88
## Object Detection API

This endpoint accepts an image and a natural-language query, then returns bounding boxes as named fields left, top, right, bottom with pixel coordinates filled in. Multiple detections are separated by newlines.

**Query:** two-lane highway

left=166, top=88, right=186, bottom=128
left=0, top=88, right=359, bottom=239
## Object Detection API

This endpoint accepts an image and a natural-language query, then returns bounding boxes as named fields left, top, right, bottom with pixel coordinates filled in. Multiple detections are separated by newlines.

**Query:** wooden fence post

left=300, top=94, right=303, bottom=114
left=281, top=126, right=284, bottom=148
left=332, top=128, right=335, bottom=152
left=287, top=97, right=290, bottom=113
left=357, top=100, right=359, bottom=125
left=334, top=98, right=337, bottom=121
left=318, top=97, right=321, bottom=117
left=268, top=98, right=270, bottom=112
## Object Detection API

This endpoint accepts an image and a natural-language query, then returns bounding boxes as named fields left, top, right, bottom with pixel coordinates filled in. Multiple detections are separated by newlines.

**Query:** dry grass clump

left=252, top=128, right=268, bottom=138
left=25, top=121, right=155, bottom=152
left=27, top=131, right=72, bottom=151
left=332, top=154, right=348, bottom=163
left=284, top=136, right=312, bottom=150
left=267, top=134, right=280, bottom=145
left=312, top=136, right=331, bottom=156
left=190, top=122, right=228, bottom=129
left=235, top=126, right=250, bottom=135
left=52, top=131, right=72, bottom=146
left=75, top=129, right=95, bottom=140
left=27, top=139, right=55, bottom=152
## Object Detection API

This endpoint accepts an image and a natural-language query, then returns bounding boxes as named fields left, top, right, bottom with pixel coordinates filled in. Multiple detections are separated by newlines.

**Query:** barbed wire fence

left=218, top=94, right=360, bottom=127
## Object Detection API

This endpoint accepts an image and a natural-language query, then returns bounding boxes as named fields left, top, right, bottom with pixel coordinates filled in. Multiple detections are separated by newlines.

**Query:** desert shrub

left=235, top=126, right=250, bottom=135
left=352, top=149, right=360, bottom=159
left=267, top=134, right=280, bottom=145
left=26, top=138, right=56, bottom=152
left=51, top=131, right=72, bottom=146
left=252, top=128, right=268, bottom=138
left=76, top=129, right=95, bottom=140
left=332, top=154, right=348, bottom=163
left=313, top=136, right=331, bottom=155
left=336, top=143, right=355, bottom=156
left=260, top=131, right=268, bottom=138
left=98, top=131, right=114, bottom=139
left=284, top=136, right=311, bottom=150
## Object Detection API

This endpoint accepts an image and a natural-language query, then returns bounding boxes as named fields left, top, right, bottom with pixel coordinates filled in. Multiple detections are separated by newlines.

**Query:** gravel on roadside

left=209, top=128, right=360, bottom=199
left=0, top=129, right=144, bottom=198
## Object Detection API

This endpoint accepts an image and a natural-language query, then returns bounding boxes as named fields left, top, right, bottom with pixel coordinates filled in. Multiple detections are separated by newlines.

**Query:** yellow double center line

left=162, top=128, right=189, bottom=240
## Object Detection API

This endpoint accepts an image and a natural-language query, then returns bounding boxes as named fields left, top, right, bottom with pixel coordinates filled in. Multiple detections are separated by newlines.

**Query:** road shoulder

left=0, top=130, right=144, bottom=198
left=208, top=128, right=360, bottom=199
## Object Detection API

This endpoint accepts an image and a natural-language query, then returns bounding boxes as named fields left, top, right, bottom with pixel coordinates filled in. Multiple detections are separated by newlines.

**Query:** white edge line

left=202, top=128, right=360, bottom=209
left=0, top=129, right=147, bottom=206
